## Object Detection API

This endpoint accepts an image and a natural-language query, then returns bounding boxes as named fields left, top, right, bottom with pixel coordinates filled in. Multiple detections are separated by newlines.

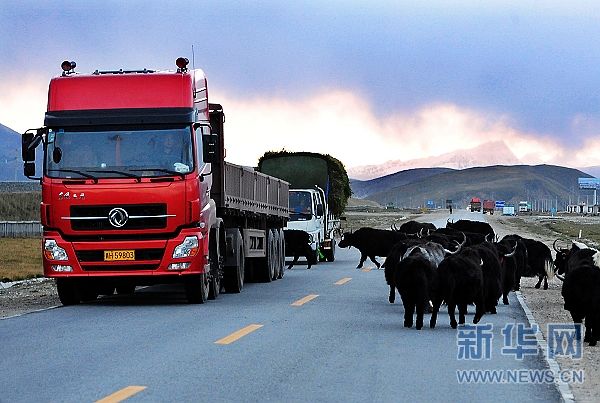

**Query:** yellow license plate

left=104, top=250, right=135, bottom=261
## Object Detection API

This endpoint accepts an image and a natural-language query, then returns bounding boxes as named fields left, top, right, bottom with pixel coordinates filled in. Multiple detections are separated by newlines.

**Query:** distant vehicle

left=257, top=152, right=350, bottom=263
left=518, top=201, right=532, bottom=215
left=482, top=200, right=495, bottom=215
left=470, top=197, right=482, bottom=212
left=502, top=205, right=516, bottom=216
left=445, top=199, right=453, bottom=209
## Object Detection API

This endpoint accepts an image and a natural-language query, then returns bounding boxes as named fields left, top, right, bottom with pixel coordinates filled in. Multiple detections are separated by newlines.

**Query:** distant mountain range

left=347, top=141, right=521, bottom=180
left=0, top=124, right=22, bottom=181
left=352, top=164, right=595, bottom=209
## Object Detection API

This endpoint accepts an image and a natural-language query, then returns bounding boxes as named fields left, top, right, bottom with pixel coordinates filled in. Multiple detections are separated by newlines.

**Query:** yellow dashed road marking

left=361, top=268, right=372, bottom=272
left=215, top=324, right=264, bottom=345
left=335, top=277, right=352, bottom=285
left=96, top=386, right=146, bottom=403
left=291, top=294, right=319, bottom=306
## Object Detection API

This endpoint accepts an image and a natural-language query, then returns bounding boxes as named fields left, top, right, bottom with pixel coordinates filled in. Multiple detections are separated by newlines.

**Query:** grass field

left=0, top=192, right=41, bottom=220
left=0, top=238, right=42, bottom=281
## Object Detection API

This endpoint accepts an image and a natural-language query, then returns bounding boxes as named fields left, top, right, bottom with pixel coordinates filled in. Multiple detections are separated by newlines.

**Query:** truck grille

left=69, top=204, right=168, bottom=231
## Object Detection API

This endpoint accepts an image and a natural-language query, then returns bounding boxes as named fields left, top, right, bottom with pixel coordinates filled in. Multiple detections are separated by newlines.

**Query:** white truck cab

left=286, top=188, right=326, bottom=260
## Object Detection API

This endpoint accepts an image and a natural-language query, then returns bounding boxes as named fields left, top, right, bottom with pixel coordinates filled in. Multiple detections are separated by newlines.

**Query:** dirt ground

left=2, top=210, right=599, bottom=401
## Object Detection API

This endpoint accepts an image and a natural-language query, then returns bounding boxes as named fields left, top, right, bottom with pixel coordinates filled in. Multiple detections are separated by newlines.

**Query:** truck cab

left=286, top=189, right=326, bottom=260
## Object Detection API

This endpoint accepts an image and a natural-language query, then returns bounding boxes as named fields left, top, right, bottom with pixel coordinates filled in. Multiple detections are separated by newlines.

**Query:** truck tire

left=260, top=230, right=275, bottom=282
left=116, top=284, right=136, bottom=295
left=208, top=227, right=222, bottom=300
left=224, top=230, right=244, bottom=293
left=277, top=228, right=285, bottom=279
left=272, top=229, right=281, bottom=281
left=79, top=282, right=98, bottom=302
left=325, top=239, right=336, bottom=262
left=56, top=278, right=80, bottom=306
left=184, top=273, right=209, bottom=304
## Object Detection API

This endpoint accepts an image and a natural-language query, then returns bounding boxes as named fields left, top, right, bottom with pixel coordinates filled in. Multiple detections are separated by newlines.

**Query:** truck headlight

left=173, top=236, right=199, bottom=258
left=44, top=239, right=68, bottom=261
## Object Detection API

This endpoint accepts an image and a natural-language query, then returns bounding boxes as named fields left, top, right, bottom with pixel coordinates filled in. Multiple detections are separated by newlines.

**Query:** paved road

left=1, top=211, right=561, bottom=402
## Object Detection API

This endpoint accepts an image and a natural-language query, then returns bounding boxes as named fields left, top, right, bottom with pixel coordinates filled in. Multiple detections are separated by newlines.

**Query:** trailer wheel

left=56, top=278, right=80, bottom=306
left=272, top=229, right=280, bottom=281
left=265, top=230, right=276, bottom=282
left=184, top=273, right=209, bottom=304
left=277, top=228, right=285, bottom=279
left=224, top=230, right=244, bottom=293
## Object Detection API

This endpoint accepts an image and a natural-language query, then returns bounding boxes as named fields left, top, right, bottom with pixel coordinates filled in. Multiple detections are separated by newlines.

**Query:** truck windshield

left=289, top=191, right=313, bottom=221
left=45, top=125, right=194, bottom=179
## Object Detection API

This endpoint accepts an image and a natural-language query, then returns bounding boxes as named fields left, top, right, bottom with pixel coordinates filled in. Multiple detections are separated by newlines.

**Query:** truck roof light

left=176, top=57, right=189, bottom=72
left=61, top=60, right=76, bottom=76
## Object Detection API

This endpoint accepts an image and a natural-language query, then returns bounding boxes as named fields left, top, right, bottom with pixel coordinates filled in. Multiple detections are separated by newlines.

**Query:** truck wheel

left=56, top=279, right=80, bottom=306
left=184, top=273, right=209, bottom=304
left=325, top=239, right=336, bottom=262
left=116, top=285, right=136, bottom=295
left=79, top=283, right=98, bottom=302
left=208, top=228, right=221, bottom=300
left=272, top=229, right=280, bottom=281
left=278, top=228, right=285, bottom=279
left=260, top=230, right=275, bottom=283
left=224, top=230, right=244, bottom=293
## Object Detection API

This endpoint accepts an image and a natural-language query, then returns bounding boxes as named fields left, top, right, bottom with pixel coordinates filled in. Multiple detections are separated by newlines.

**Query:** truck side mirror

left=22, top=132, right=40, bottom=162
left=22, top=129, right=44, bottom=179
left=24, top=162, right=36, bottom=177
left=316, top=203, right=324, bottom=217
left=202, top=133, right=218, bottom=163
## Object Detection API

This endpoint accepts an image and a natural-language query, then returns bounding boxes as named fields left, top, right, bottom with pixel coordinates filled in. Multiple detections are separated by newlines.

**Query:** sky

left=2, top=0, right=600, bottom=174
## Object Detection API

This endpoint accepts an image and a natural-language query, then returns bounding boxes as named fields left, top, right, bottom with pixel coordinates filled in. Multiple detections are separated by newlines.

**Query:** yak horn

left=485, top=233, right=491, bottom=243
left=552, top=239, right=561, bottom=253
left=555, top=273, right=565, bottom=282
left=418, top=228, right=423, bottom=238
left=444, top=240, right=463, bottom=255
left=504, top=242, right=518, bottom=257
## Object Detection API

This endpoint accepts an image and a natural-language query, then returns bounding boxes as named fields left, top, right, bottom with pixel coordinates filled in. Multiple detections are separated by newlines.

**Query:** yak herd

left=336, top=219, right=600, bottom=346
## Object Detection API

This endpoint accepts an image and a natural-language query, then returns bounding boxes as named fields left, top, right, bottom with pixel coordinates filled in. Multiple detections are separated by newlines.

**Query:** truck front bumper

left=42, top=227, right=210, bottom=278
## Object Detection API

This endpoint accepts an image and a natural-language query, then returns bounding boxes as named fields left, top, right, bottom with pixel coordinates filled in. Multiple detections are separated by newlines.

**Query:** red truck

left=482, top=199, right=495, bottom=215
left=469, top=197, right=482, bottom=212
left=21, top=58, right=289, bottom=305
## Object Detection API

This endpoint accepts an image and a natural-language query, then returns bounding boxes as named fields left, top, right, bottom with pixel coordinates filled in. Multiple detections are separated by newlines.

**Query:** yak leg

left=514, top=272, right=522, bottom=291
left=473, top=293, right=485, bottom=324
left=356, top=252, right=368, bottom=269
left=448, top=302, right=458, bottom=329
left=415, top=302, right=425, bottom=330
left=369, top=255, right=381, bottom=269
left=389, top=285, right=396, bottom=304
left=401, top=295, right=414, bottom=328
left=287, top=255, right=299, bottom=270
left=430, top=298, right=441, bottom=329
left=543, top=275, right=548, bottom=290
left=458, top=304, right=467, bottom=325
left=534, top=274, right=543, bottom=289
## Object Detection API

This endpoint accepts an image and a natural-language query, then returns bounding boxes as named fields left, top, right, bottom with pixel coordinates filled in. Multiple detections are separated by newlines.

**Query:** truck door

left=314, top=192, right=325, bottom=244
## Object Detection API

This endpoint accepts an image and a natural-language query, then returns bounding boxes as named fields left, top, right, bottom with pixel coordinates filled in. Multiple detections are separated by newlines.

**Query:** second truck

left=258, top=151, right=351, bottom=263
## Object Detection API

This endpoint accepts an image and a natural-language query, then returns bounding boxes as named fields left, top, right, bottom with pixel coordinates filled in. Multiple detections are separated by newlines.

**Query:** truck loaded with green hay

left=258, top=151, right=351, bottom=262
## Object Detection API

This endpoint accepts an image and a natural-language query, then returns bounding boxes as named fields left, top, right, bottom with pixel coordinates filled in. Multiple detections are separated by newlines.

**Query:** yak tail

left=545, top=259, right=555, bottom=281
